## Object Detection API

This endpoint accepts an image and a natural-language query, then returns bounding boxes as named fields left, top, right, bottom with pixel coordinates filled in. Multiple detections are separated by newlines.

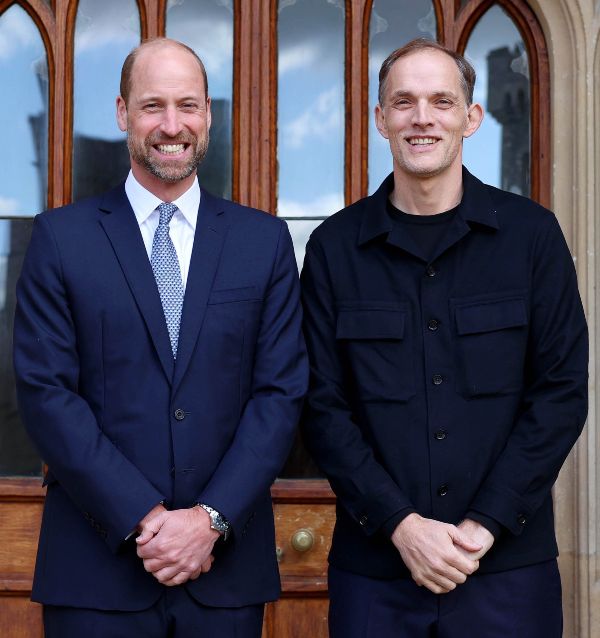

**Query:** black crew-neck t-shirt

left=386, top=199, right=458, bottom=263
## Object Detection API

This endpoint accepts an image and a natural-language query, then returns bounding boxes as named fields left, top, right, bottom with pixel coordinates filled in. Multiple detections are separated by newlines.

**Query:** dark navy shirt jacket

left=301, top=167, right=588, bottom=579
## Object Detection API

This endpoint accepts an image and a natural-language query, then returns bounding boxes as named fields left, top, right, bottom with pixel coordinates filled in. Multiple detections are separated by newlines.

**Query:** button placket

left=421, top=255, right=452, bottom=520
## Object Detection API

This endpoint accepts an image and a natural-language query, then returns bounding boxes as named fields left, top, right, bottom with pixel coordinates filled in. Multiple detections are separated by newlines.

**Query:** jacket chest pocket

left=335, top=305, right=415, bottom=402
left=452, top=294, right=529, bottom=398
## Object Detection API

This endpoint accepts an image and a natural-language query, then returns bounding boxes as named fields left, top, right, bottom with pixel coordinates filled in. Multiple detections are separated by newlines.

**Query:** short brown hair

left=120, top=37, right=208, bottom=104
left=378, top=38, right=476, bottom=106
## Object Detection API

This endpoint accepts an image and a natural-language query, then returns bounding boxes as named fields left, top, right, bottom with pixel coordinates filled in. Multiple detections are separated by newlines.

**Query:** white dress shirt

left=125, top=170, right=200, bottom=290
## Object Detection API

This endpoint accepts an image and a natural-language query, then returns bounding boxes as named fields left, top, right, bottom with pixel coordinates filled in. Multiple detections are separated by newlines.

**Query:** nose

left=411, top=100, right=434, bottom=128
left=160, top=106, right=183, bottom=138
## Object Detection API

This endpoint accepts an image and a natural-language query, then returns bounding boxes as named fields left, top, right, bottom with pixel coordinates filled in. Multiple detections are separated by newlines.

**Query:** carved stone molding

left=528, top=1, right=599, bottom=635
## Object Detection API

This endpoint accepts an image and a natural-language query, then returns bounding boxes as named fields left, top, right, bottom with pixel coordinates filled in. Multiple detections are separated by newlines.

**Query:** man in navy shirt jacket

left=301, top=38, right=587, bottom=637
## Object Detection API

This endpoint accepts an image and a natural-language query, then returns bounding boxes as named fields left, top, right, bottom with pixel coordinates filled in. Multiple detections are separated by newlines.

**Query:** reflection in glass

left=0, top=219, right=41, bottom=476
left=277, top=0, right=345, bottom=219
left=287, top=218, right=323, bottom=271
left=368, top=0, right=436, bottom=192
left=167, top=0, right=233, bottom=198
left=73, top=0, right=140, bottom=201
left=280, top=428, right=323, bottom=478
left=464, top=5, right=530, bottom=195
left=0, top=5, right=48, bottom=217
left=282, top=214, right=325, bottom=478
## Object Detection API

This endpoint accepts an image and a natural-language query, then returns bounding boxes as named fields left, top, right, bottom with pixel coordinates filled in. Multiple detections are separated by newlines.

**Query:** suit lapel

left=99, top=185, right=175, bottom=382
left=172, top=189, right=228, bottom=392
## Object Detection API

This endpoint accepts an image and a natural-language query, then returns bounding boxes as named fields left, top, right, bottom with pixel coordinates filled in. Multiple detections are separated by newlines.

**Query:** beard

left=127, top=128, right=209, bottom=183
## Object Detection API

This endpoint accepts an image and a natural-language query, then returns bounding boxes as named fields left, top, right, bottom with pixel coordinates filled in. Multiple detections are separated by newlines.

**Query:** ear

left=374, top=103, right=389, bottom=140
left=206, top=96, right=212, bottom=131
left=116, top=95, right=128, bottom=132
left=463, top=102, right=484, bottom=139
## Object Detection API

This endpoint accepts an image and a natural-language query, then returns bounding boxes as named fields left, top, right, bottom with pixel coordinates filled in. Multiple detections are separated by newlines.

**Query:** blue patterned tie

left=151, top=203, right=184, bottom=358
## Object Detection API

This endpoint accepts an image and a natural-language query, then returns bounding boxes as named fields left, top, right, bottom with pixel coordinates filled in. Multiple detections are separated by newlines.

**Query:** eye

left=143, top=102, right=160, bottom=111
left=436, top=98, right=454, bottom=107
left=392, top=98, right=412, bottom=108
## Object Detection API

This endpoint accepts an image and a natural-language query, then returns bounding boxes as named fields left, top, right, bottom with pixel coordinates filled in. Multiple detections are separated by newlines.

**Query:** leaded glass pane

left=72, top=0, right=140, bottom=201
left=368, top=0, right=436, bottom=192
left=277, top=0, right=345, bottom=233
left=463, top=5, right=530, bottom=195
left=0, top=4, right=48, bottom=217
left=277, top=1, right=344, bottom=478
left=0, top=219, right=38, bottom=476
left=166, top=0, right=234, bottom=198
left=0, top=4, right=48, bottom=476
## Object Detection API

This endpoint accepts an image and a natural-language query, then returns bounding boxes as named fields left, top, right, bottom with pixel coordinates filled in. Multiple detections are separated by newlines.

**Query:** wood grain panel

left=237, top=0, right=276, bottom=212
left=271, top=479, right=335, bottom=504
left=274, top=504, right=334, bottom=579
left=0, top=502, right=42, bottom=587
left=263, top=598, right=329, bottom=638
left=0, top=596, right=42, bottom=638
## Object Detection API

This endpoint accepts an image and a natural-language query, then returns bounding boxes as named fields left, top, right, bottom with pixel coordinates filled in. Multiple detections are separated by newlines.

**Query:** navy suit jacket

left=13, top=184, right=307, bottom=610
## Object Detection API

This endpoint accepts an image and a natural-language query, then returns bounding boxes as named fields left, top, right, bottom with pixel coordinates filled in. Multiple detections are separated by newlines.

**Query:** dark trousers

left=328, top=560, right=562, bottom=638
left=43, top=586, right=264, bottom=638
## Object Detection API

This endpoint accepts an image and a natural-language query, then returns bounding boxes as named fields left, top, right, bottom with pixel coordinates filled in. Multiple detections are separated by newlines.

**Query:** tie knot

left=157, top=202, right=178, bottom=226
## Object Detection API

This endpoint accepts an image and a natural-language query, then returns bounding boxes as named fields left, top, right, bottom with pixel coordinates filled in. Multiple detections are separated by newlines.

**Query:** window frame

left=0, top=0, right=551, bottom=484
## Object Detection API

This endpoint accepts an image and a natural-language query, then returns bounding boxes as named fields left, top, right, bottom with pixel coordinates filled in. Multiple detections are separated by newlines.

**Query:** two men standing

left=13, top=33, right=586, bottom=638
left=302, top=39, right=588, bottom=636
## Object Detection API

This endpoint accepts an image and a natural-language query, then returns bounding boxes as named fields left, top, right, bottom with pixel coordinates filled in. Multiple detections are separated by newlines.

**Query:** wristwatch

left=198, top=503, right=231, bottom=541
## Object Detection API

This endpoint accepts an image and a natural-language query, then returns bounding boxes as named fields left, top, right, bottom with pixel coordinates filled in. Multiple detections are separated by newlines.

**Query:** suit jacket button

left=359, top=515, right=368, bottom=526
left=174, top=409, right=186, bottom=421
left=437, top=484, right=448, bottom=497
left=517, top=514, right=527, bottom=526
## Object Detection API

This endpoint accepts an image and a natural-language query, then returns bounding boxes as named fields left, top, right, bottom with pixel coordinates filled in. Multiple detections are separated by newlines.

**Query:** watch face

left=200, top=504, right=230, bottom=538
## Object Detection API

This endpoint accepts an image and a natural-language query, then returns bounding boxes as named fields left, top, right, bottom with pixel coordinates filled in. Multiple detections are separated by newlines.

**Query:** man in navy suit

left=301, top=39, right=587, bottom=636
left=14, top=37, right=307, bottom=637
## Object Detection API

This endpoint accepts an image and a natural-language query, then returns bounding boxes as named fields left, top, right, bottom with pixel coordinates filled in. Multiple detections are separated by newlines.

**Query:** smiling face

left=375, top=49, right=482, bottom=183
left=116, top=42, right=211, bottom=197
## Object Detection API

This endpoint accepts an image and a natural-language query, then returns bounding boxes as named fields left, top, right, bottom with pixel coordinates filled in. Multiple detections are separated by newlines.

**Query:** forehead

left=386, top=49, right=462, bottom=96
left=130, top=45, right=206, bottom=98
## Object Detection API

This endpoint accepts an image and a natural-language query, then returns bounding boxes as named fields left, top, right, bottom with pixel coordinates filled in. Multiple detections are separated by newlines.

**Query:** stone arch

left=526, top=1, right=597, bottom=636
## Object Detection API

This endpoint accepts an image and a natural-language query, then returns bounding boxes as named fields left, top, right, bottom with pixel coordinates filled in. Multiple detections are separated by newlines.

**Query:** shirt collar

left=125, top=170, right=200, bottom=231
left=358, top=166, right=499, bottom=246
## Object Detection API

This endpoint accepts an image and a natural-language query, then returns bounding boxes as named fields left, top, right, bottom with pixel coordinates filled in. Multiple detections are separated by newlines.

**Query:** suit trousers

left=43, top=586, right=264, bottom=638
left=328, top=560, right=562, bottom=638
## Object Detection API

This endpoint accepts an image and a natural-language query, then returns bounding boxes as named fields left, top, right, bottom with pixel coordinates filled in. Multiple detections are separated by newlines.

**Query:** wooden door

left=0, top=1, right=550, bottom=637
left=264, top=481, right=334, bottom=637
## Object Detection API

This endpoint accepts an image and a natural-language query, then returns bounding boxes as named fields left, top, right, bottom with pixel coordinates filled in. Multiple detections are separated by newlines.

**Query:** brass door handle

left=291, top=528, right=314, bottom=552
